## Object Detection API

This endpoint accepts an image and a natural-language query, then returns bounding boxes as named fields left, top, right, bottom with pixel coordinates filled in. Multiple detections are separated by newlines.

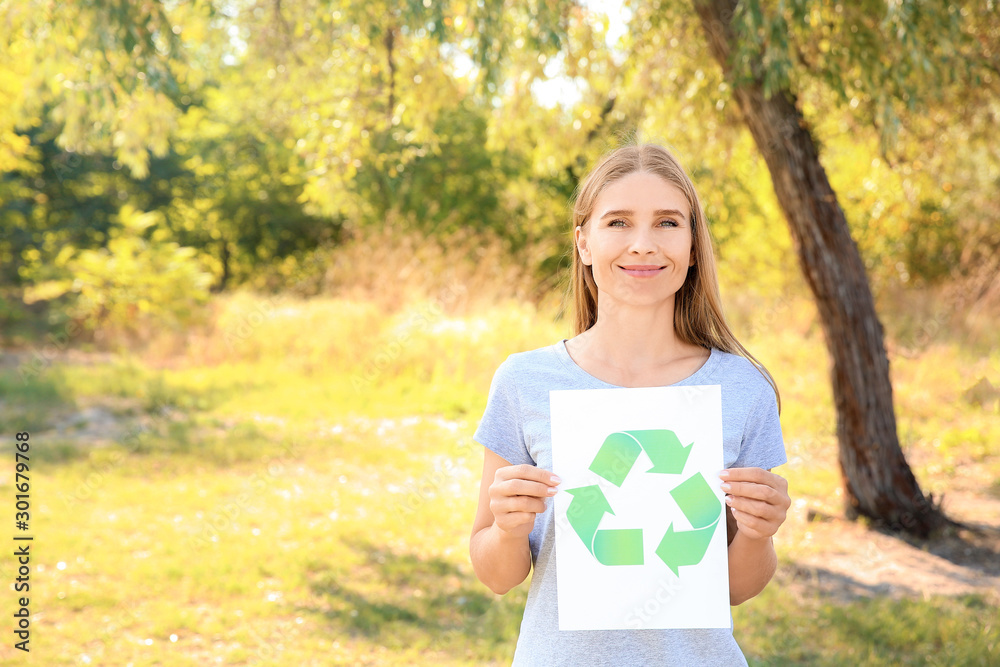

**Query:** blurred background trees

left=1, top=0, right=997, bottom=534
left=4, top=1, right=995, bottom=302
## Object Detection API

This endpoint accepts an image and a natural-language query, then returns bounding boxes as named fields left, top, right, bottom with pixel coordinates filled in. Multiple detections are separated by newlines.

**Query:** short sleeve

left=473, top=356, right=534, bottom=466
left=734, top=383, right=787, bottom=470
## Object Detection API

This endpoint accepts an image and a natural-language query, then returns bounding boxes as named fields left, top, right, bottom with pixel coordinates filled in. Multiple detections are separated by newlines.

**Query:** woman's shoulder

left=503, top=341, right=564, bottom=364
left=493, top=341, right=567, bottom=378
left=705, top=348, right=776, bottom=393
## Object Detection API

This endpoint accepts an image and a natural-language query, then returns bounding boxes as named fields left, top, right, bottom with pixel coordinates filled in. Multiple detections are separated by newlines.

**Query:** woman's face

left=576, top=171, right=694, bottom=313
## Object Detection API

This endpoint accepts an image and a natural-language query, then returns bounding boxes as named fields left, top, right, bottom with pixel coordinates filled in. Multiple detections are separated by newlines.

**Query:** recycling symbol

left=565, top=429, right=722, bottom=575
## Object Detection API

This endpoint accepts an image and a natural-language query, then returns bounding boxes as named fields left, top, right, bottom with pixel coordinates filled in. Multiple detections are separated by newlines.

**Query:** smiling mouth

left=619, top=265, right=666, bottom=277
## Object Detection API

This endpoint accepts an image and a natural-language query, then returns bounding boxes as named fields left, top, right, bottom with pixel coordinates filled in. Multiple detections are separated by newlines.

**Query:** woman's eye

left=608, top=219, right=627, bottom=227
left=658, top=219, right=679, bottom=227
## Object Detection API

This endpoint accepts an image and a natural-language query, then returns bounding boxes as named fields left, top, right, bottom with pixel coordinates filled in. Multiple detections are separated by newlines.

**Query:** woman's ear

left=575, top=225, right=592, bottom=266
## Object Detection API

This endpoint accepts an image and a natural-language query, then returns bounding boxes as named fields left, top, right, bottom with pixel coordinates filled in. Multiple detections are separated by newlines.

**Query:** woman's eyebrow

left=598, top=208, right=686, bottom=219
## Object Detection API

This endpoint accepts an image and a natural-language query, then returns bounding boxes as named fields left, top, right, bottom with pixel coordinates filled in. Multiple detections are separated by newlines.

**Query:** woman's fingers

left=496, top=464, right=561, bottom=487
left=493, top=477, right=557, bottom=499
left=726, top=496, right=786, bottom=523
left=492, top=465, right=560, bottom=500
left=721, top=468, right=790, bottom=505
left=491, top=493, right=548, bottom=515
left=721, top=466, right=790, bottom=540
left=721, top=467, right=788, bottom=491
left=728, top=507, right=775, bottom=540
left=489, top=465, right=560, bottom=536
left=722, top=480, right=787, bottom=505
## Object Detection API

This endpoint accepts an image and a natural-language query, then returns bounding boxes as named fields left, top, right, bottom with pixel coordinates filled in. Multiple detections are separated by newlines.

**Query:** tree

left=683, top=0, right=998, bottom=536
left=0, top=0, right=202, bottom=179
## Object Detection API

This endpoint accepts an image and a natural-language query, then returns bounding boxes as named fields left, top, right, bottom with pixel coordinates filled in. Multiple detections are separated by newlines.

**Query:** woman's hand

left=488, top=464, right=561, bottom=538
left=720, top=467, right=790, bottom=541
left=470, top=453, right=558, bottom=594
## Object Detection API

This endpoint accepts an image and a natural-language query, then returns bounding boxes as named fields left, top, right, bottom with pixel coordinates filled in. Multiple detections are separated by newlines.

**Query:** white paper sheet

left=550, top=385, right=730, bottom=630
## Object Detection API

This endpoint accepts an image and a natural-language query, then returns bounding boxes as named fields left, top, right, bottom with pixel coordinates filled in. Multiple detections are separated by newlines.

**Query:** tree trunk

left=693, top=0, right=946, bottom=537
left=218, top=239, right=230, bottom=293
left=385, top=26, right=396, bottom=119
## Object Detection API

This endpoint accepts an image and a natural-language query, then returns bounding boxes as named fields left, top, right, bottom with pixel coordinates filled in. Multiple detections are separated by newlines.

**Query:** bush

left=23, top=205, right=213, bottom=345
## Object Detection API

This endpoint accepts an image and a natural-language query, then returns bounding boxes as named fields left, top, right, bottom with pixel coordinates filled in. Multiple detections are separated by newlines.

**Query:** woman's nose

left=628, top=227, right=656, bottom=254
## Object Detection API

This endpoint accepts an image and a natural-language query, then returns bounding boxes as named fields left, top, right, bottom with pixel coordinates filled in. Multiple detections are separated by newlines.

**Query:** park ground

left=0, top=287, right=998, bottom=665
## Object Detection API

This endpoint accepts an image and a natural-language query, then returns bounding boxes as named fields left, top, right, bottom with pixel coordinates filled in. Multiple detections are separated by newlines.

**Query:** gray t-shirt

left=474, top=341, right=787, bottom=666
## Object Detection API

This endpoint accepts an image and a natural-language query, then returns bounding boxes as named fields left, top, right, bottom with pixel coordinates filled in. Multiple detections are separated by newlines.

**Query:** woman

left=469, top=144, right=791, bottom=665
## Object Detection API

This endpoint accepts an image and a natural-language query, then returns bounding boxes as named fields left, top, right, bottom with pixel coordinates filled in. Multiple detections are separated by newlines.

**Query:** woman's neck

left=568, top=300, right=709, bottom=387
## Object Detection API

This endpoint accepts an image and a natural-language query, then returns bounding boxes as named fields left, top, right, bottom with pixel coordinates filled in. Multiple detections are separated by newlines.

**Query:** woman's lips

left=619, top=265, right=665, bottom=277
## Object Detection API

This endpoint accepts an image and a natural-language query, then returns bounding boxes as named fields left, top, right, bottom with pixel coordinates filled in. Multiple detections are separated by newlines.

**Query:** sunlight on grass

left=0, top=289, right=996, bottom=665
left=735, top=585, right=997, bottom=666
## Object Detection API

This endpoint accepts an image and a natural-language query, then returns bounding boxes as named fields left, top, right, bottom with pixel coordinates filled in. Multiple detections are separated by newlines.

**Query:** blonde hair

left=570, top=143, right=780, bottom=409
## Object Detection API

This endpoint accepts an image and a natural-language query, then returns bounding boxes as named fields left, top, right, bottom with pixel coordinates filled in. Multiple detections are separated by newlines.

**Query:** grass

left=736, top=586, right=997, bottom=666
left=0, top=287, right=997, bottom=665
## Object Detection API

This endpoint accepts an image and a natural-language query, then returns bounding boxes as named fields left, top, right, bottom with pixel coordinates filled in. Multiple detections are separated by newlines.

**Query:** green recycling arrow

left=588, top=430, right=692, bottom=487
left=567, top=430, right=717, bottom=573
left=655, top=472, right=722, bottom=575
left=632, top=430, right=693, bottom=475
left=594, top=529, right=643, bottom=565
left=566, top=485, right=644, bottom=566
left=566, top=485, right=612, bottom=549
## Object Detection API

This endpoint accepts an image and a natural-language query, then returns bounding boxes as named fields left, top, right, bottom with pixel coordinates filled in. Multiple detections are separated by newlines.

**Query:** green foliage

left=166, top=97, right=335, bottom=288
left=23, top=206, right=212, bottom=340
left=728, top=0, right=992, bottom=151
left=1, top=0, right=998, bottom=324
left=0, top=0, right=199, bottom=178
left=0, top=289, right=29, bottom=327
left=0, top=122, right=187, bottom=288
left=352, top=102, right=527, bottom=240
